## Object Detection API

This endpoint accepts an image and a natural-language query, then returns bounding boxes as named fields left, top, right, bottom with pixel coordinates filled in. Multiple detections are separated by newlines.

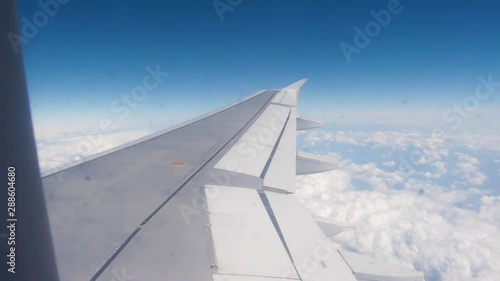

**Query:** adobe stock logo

left=442, top=74, right=499, bottom=131
left=339, top=0, right=404, bottom=63
left=213, top=0, right=243, bottom=21
left=7, top=0, right=71, bottom=54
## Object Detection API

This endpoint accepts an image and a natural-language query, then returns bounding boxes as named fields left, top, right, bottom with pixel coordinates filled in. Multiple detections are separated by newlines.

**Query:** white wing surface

left=43, top=80, right=424, bottom=281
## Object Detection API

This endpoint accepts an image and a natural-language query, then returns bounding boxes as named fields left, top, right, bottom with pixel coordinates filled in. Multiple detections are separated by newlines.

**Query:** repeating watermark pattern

left=395, top=74, right=499, bottom=182
left=110, top=267, right=135, bottom=281
left=281, top=238, right=338, bottom=279
left=339, top=0, right=405, bottom=63
left=442, top=74, right=500, bottom=131
left=52, top=64, right=169, bottom=182
left=213, top=0, right=244, bottom=21
left=8, top=0, right=72, bottom=53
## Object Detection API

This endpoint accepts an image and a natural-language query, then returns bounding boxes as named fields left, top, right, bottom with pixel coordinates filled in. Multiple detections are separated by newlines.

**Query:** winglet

left=283, top=78, right=308, bottom=91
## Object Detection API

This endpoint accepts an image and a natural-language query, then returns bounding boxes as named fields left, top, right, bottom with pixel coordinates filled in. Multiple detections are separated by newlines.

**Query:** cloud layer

left=297, top=129, right=500, bottom=281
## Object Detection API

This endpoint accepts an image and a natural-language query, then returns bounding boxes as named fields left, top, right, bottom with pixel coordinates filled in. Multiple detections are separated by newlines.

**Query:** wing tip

left=283, top=78, right=308, bottom=91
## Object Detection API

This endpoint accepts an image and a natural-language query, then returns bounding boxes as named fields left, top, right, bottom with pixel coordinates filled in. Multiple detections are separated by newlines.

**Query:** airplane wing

left=42, top=80, right=424, bottom=281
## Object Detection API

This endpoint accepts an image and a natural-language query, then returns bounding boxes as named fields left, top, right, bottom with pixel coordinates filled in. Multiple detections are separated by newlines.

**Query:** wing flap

left=214, top=140, right=273, bottom=177
left=206, top=186, right=299, bottom=279
left=262, top=107, right=297, bottom=193
left=314, top=216, right=345, bottom=237
left=214, top=102, right=290, bottom=177
left=264, top=191, right=357, bottom=281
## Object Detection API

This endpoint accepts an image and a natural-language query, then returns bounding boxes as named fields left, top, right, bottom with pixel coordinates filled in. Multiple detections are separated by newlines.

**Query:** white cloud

left=346, top=162, right=405, bottom=191
left=454, top=152, right=489, bottom=186
left=296, top=128, right=500, bottom=281
left=454, top=134, right=500, bottom=153
left=302, top=129, right=500, bottom=154
left=479, top=196, right=500, bottom=224
left=383, top=160, right=396, bottom=167
left=300, top=130, right=499, bottom=188
left=297, top=169, right=500, bottom=281
left=37, top=129, right=152, bottom=172
left=433, top=161, right=447, bottom=174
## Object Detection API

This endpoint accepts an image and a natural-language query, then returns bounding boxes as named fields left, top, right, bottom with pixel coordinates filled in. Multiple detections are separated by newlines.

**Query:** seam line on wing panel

left=90, top=90, right=278, bottom=281
left=214, top=272, right=300, bottom=280
left=259, top=110, right=291, bottom=179
left=258, top=191, right=303, bottom=280
left=337, top=250, right=356, bottom=274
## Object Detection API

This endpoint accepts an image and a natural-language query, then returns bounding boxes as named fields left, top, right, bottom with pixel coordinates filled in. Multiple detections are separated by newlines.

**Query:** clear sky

left=17, top=0, right=500, bottom=137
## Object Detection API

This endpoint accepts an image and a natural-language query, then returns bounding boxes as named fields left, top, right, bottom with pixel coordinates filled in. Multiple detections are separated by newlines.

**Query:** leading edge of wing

left=283, top=78, right=308, bottom=91
left=40, top=89, right=270, bottom=178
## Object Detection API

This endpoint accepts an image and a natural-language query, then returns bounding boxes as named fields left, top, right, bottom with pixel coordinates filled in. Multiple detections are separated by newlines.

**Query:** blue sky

left=18, top=0, right=500, bottom=135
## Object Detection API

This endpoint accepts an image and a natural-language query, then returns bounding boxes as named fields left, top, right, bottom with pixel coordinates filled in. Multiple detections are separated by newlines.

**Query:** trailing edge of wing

left=339, top=250, right=425, bottom=281
left=265, top=192, right=357, bottom=281
left=205, top=186, right=300, bottom=279
left=314, top=216, right=345, bottom=237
